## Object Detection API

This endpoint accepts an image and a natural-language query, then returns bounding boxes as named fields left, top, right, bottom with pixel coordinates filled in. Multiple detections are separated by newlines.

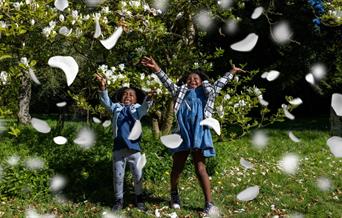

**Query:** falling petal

left=261, top=72, right=268, bottom=79
left=200, top=117, right=221, bottom=135
left=251, top=130, right=268, bottom=149
left=102, top=120, right=111, bottom=128
left=160, top=134, right=183, bottom=148
left=128, top=120, right=142, bottom=140
left=305, top=73, right=315, bottom=85
left=331, top=93, right=342, bottom=116
left=136, top=153, right=147, bottom=172
left=316, top=176, right=332, bottom=191
left=48, top=56, right=79, bottom=86
left=56, top=101, right=67, bottom=107
left=195, top=10, right=213, bottom=31
left=271, top=21, right=292, bottom=44
left=54, top=0, right=68, bottom=11
left=251, top=6, right=264, bottom=19
left=94, top=17, right=102, bottom=38
left=155, top=209, right=161, bottom=217
left=92, top=117, right=102, bottom=124
left=240, top=158, right=254, bottom=169
left=258, top=96, right=269, bottom=106
left=153, top=0, right=169, bottom=12
left=224, top=19, right=238, bottom=34
left=59, top=26, right=72, bottom=36
left=50, top=174, right=67, bottom=192
left=31, top=117, right=51, bottom=133
left=326, top=136, right=342, bottom=157
left=278, top=153, right=300, bottom=175
left=53, top=136, right=68, bottom=145
left=237, top=185, right=259, bottom=201
left=218, top=0, right=233, bottom=9
left=282, top=104, right=295, bottom=120
left=74, top=127, right=96, bottom=149
left=230, top=33, right=259, bottom=52
left=85, top=0, right=103, bottom=7
left=25, top=157, right=44, bottom=170
left=289, top=98, right=303, bottom=106
left=266, top=70, right=280, bottom=81
left=311, top=63, right=326, bottom=80
left=7, top=155, right=20, bottom=166
left=100, top=26, right=123, bottom=50
left=288, top=131, right=300, bottom=143
left=27, top=68, right=40, bottom=85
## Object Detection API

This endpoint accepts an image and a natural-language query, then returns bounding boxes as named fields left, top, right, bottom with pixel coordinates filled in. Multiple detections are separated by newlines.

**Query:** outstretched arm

left=213, top=64, right=246, bottom=94
left=141, top=56, right=179, bottom=97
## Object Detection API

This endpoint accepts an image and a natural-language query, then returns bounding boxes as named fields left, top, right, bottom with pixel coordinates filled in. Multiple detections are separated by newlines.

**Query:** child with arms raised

left=141, top=56, right=244, bottom=215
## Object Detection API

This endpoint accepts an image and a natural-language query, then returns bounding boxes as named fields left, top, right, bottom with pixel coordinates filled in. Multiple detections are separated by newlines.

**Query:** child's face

left=121, top=89, right=137, bottom=105
left=186, top=73, right=203, bottom=89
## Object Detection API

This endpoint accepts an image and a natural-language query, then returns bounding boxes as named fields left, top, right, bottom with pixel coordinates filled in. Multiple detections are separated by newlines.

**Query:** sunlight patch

left=100, top=26, right=123, bottom=50
left=271, top=21, right=292, bottom=44
left=128, top=120, right=142, bottom=140
left=200, top=117, right=221, bottom=135
left=251, top=7, right=264, bottom=19
left=50, top=174, right=67, bottom=192
left=288, top=131, right=300, bottom=143
left=54, top=0, right=68, bottom=11
left=160, top=134, right=183, bottom=149
left=48, top=56, right=79, bottom=86
left=237, top=185, right=259, bottom=201
left=31, top=117, right=51, bottom=133
left=240, top=157, right=254, bottom=169
left=277, top=153, right=300, bottom=175
left=326, top=136, right=342, bottom=157
left=251, top=130, right=268, bottom=150
left=331, top=93, right=342, bottom=116
left=230, top=33, right=259, bottom=52
left=53, top=136, right=68, bottom=145
left=25, top=157, right=44, bottom=170
left=74, top=127, right=96, bottom=149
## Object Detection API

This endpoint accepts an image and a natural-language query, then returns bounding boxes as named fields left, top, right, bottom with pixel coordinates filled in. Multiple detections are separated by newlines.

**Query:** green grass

left=0, top=117, right=341, bottom=217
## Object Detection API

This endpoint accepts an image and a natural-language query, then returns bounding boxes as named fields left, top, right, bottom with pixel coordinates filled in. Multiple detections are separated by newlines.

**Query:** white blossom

left=118, top=63, right=125, bottom=71
left=102, top=16, right=108, bottom=24
left=224, top=94, right=231, bottom=100
left=0, top=71, right=8, bottom=85
left=140, top=73, right=145, bottom=80
left=110, top=66, right=116, bottom=72
left=83, top=14, right=90, bottom=21
left=42, top=26, right=52, bottom=37
left=101, top=6, right=110, bottom=14
left=49, top=20, right=57, bottom=28
left=143, top=3, right=150, bottom=11
left=72, top=10, right=79, bottom=19
left=98, top=64, right=108, bottom=72
left=0, top=21, right=7, bottom=28
left=20, top=57, right=29, bottom=66
left=129, top=0, right=141, bottom=8
left=25, top=0, right=32, bottom=4
left=59, top=14, right=65, bottom=22
left=30, top=19, right=35, bottom=26
left=13, top=2, right=21, bottom=10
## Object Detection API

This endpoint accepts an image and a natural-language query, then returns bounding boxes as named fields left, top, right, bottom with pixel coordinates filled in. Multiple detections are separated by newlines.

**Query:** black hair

left=176, top=70, right=210, bottom=86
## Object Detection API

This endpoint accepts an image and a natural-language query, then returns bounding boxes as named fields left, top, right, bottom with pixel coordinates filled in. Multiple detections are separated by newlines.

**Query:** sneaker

left=170, top=190, right=181, bottom=209
left=135, top=194, right=146, bottom=211
left=203, top=202, right=219, bottom=217
left=112, top=198, right=123, bottom=211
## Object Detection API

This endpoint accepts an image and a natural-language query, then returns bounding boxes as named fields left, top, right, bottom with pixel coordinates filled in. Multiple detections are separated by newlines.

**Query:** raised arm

left=96, top=73, right=120, bottom=113
left=212, top=64, right=245, bottom=94
left=141, top=56, right=179, bottom=97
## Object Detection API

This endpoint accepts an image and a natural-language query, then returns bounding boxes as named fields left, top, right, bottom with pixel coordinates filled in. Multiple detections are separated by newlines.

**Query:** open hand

left=231, top=64, right=247, bottom=74
left=95, top=73, right=107, bottom=91
left=141, top=56, right=161, bottom=73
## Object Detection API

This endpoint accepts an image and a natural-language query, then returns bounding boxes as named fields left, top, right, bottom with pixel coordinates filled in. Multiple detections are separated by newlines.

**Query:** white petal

left=237, top=185, right=259, bottom=201
left=56, top=101, right=67, bottom=107
left=258, top=97, right=269, bottom=106
left=155, top=209, right=161, bottom=217
left=240, top=158, right=254, bottom=169
left=277, top=153, right=300, bottom=175
left=50, top=174, right=67, bottom=192
left=271, top=21, right=292, bottom=44
left=74, top=127, right=96, bottom=149
left=136, top=153, right=146, bottom=172
left=266, top=70, right=280, bottom=81
left=283, top=107, right=295, bottom=120
left=251, top=7, right=264, bottom=19
left=218, top=0, right=233, bottom=9
left=305, top=73, right=315, bottom=85
left=200, top=117, right=221, bottom=135
left=94, top=18, right=102, bottom=38
left=31, top=117, right=51, bottom=133
left=7, top=155, right=20, bottom=166
left=48, top=56, right=79, bottom=86
left=195, top=10, right=213, bottom=31
left=160, top=134, right=183, bottom=149
left=102, top=120, right=111, bottom=128
left=289, top=98, right=303, bottom=106
left=261, top=72, right=268, bottom=79
left=100, top=26, right=123, bottom=50
left=53, top=136, right=68, bottom=145
left=59, top=26, right=72, bottom=36
left=331, top=93, right=342, bottom=116
left=316, top=176, right=332, bottom=191
left=326, top=136, right=342, bottom=157
left=54, top=0, right=68, bottom=11
left=288, top=131, right=300, bottom=143
left=27, top=68, right=40, bottom=85
left=230, top=33, right=259, bottom=52
left=128, top=120, right=142, bottom=140
left=92, top=117, right=102, bottom=124
left=311, top=63, right=326, bottom=80
left=251, top=130, right=268, bottom=149
left=25, top=157, right=44, bottom=170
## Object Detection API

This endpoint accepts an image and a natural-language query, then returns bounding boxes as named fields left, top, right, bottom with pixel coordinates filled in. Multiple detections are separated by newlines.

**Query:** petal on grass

left=53, top=136, right=68, bottom=145
left=305, top=73, right=315, bottom=85
left=277, top=153, right=300, bottom=175
left=160, top=134, right=183, bottom=149
left=237, top=185, right=259, bottom=201
left=240, top=158, right=254, bottom=169
left=266, top=70, right=280, bottom=81
left=7, top=155, right=20, bottom=166
left=316, top=176, right=332, bottom=191
left=271, top=21, right=292, bottom=44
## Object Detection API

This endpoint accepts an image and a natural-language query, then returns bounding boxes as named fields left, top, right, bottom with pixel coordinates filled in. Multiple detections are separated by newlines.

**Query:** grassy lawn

left=0, top=117, right=341, bottom=217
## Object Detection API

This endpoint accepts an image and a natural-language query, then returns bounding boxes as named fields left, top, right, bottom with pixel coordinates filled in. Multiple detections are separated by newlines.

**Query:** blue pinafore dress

left=171, top=87, right=215, bottom=157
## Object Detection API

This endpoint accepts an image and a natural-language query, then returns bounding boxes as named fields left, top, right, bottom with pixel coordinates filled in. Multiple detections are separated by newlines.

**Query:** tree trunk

left=17, top=73, right=31, bottom=124
left=161, top=100, right=174, bottom=135
left=151, top=110, right=162, bottom=139
left=330, top=106, right=342, bottom=136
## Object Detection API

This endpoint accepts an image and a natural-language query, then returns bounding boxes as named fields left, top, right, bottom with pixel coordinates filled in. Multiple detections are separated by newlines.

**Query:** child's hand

left=95, top=73, right=107, bottom=91
left=230, top=64, right=247, bottom=74
left=146, top=89, right=157, bottom=100
left=141, top=56, right=161, bottom=73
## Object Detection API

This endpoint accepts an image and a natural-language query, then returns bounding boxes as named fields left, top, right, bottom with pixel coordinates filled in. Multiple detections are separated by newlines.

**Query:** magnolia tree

left=2, top=0, right=329, bottom=138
